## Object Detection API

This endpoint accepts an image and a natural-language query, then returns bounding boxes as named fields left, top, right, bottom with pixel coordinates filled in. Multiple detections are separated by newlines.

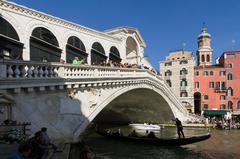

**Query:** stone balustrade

left=0, top=60, right=150, bottom=80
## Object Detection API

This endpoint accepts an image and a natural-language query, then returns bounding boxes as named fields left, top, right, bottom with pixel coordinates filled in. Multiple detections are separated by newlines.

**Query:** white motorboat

left=129, top=123, right=161, bottom=131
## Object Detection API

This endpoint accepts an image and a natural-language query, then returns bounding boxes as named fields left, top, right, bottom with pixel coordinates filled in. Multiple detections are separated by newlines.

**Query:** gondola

left=96, top=129, right=211, bottom=146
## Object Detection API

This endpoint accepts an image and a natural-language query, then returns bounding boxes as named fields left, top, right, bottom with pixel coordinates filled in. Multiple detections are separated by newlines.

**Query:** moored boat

left=129, top=123, right=161, bottom=131
left=96, top=129, right=211, bottom=146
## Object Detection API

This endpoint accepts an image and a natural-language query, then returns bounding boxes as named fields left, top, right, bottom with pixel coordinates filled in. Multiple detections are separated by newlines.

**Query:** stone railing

left=0, top=60, right=149, bottom=80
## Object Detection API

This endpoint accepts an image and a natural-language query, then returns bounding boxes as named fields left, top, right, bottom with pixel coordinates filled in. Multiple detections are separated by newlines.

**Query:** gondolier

left=175, top=118, right=185, bottom=139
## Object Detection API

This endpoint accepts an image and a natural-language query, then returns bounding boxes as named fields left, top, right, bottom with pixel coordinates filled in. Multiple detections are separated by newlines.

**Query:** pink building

left=194, top=26, right=240, bottom=114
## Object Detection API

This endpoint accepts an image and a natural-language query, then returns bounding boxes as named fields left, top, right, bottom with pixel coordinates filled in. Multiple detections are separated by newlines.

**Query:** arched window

left=228, top=101, right=233, bottom=110
left=180, top=91, right=188, bottom=97
left=238, top=101, right=240, bottom=109
left=206, top=54, right=210, bottom=62
left=227, top=87, right=233, bottom=96
left=126, top=37, right=138, bottom=64
left=203, top=71, right=208, bottom=76
left=109, top=46, right=121, bottom=63
left=91, top=42, right=106, bottom=65
left=180, top=68, right=188, bottom=75
left=220, top=104, right=226, bottom=110
left=165, top=70, right=172, bottom=76
left=0, top=17, right=23, bottom=60
left=201, top=55, right=205, bottom=62
left=227, top=73, right=233, bottom=80
left=180, top=80, right=187, bottom=86
left=203, top=104, right=208, bottom=110
left=166, top=80, right=172, bottom=87
left=66, top=36, right=87, bottom=64
left=30, top=27, right=61, bottom=62
left=210, top=71, right=214, bottom=76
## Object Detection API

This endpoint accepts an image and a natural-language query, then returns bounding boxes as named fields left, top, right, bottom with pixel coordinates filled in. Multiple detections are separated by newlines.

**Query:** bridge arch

left=73, top=82, right=183, bottom=140
left=126, top=36, right=139, bottom=64
left=66, top=36, right=87, bottom=64
left=109, top=46, right=121, bottom=63
left=0, top=16, right=23, bottom=60
left=91, top=42, right=107, bottom=65
left=30, top=27, right=61, bottom=62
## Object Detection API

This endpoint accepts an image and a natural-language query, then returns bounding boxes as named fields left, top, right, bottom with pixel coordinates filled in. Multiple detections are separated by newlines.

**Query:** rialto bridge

left=0, top=1, right=198, bottom=141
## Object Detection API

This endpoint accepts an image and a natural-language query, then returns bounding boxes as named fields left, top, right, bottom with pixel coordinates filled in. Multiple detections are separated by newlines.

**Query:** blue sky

left=10, top=0, right=240, bottom=70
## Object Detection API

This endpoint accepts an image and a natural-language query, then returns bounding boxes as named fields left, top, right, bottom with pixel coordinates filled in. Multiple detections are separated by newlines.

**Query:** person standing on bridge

left=174, top=118, right=185, bottom=139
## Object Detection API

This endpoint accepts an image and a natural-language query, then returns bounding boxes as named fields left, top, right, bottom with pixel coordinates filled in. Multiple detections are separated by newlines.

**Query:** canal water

left=75, top=125, right=240, bottom=159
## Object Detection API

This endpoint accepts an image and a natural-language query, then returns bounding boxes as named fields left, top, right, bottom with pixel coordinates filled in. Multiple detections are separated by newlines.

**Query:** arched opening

left=227, top=87, right=233, bottom=96
left=180, top=68, right=188, bottom=75
left=91, top=42, right=106, bottom=65
left=94, top=88, right=174, bottom=124
left=227, top=73, right=233, bottom=80
left=228, top=101, right=233, bottom=110
left=237, top=101, right=240, bottom=109
left=194, top=92, right=201, bottom=114
left=30, top=27, right=61, bottom=62
left=206, top=54, right=210, bottom=62
left=109, top=46, right=121, bottom=63
left=126, top=37, right=138, bottom=64
left=0, top=17, right=23, bottom=60
left=66, top=36, right=87, bottom=64
left=201, top=55, right=205, bottom=62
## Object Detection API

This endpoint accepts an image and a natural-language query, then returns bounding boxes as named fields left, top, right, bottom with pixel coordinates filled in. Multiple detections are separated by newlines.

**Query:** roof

left=104, top=26, right=146, bottom=47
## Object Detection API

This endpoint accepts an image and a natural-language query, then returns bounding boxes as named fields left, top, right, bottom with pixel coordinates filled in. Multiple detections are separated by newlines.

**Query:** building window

left=165, top=70, right=172, bottom=76
left=203, top=104, right=208, bottom=110
left=227, top=87, right=233, bottom=96
left=180, top=60, right=188, bottom=64
left=166, top=80, right=172, bottom=87
left=238, top=101, right=240, bottom=109
left=210, top=71, right=214, bottom=76
left=201, top=55, right=205, bottom=62
left=195, top=82, right=200, bottom=88
left=220, top=95, right=226, bottom=100
left=204, top=95, right=209, bottom=100
left=165, top=62, right=172, bottom=66
left=220, top=104, right=226, bottom=110
left=226, top=63, right=233, bottom=68
left=227, top=73, right=233, bottom=80
left=180, top=68, right=188, bottom=75
left=203, top=71, right=208, bottom=76
left=206, top=54, right=210, bottom=62
left=195, top=71, right=199, bottom=76
left=219, top=71, right=226, bottom=76
left=209, top=82, right=214, bottom=88
left=180, top=92, right=188, bottom=97
left=226, top=54, right=236, bottom=58
left=228, top=101, right=233, bottom=110
left=180, top=80, right=187, bottom=86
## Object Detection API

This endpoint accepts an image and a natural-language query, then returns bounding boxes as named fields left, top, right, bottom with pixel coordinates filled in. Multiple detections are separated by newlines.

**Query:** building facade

left=194, top=26, right=240, bottom=115
left=160, top=50, right=195, bottom=112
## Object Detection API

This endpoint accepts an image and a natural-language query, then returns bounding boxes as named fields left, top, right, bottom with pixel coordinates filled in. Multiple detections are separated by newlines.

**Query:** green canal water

left=76, top=125, right=240, bottom=159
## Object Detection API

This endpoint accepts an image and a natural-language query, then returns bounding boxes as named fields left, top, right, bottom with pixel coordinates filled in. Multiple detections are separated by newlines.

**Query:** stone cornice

left=0, top=1, right=121, bottom=42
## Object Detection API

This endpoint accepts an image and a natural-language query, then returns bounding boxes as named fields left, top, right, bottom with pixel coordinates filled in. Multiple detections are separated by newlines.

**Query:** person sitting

left=147, top=131, right=157, bottom=138
left=128, top=130, right=138, bottom=137
left=114, top=128, right=123, bottom=136
left=8, top=143, right=32, bottom=159
left=40, top=127, right=59, bottom=152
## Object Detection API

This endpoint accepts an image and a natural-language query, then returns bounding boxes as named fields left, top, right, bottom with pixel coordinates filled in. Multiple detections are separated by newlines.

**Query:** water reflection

left=80, top=126, right=240, bottom=159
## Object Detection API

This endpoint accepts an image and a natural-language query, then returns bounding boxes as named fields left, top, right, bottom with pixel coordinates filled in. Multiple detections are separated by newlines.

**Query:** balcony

left=215, top=87, right=226, bottom=93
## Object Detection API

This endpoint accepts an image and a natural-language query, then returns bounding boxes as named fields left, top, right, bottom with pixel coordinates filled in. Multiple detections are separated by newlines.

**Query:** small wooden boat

left=96, top=129, right=211, bottom=146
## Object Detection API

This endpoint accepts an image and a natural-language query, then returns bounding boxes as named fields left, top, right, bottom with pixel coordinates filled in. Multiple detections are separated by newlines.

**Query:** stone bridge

left=0, top=60, right=193, bottom=141
left=0, top=1, right=197, bottom=142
